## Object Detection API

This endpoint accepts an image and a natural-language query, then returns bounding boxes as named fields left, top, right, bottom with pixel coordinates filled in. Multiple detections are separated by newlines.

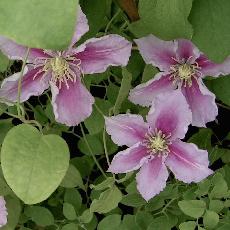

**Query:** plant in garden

left=129, top=35, right=227, bottom=127
left=0, top=7, right=132, bottom=126
left=106, top=90, right=213, bottom=201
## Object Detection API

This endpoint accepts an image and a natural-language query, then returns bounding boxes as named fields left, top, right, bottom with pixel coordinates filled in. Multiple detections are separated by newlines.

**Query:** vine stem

left=17, top=47, right=30, bottom=116
left=93, top=104, right=111, bottom=166
left=80, top=123, right=107, bottom=178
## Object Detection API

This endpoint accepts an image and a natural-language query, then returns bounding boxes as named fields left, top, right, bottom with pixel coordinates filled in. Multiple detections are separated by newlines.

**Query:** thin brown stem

left=116, top=0, right=140, bottom=22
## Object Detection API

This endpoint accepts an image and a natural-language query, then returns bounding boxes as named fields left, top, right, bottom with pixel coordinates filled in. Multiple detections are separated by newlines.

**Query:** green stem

left=17, top=48, right=30, bottom=116
left=80, top=123, right=107, bottom=178
left=105, top=9, right=122, bottom=33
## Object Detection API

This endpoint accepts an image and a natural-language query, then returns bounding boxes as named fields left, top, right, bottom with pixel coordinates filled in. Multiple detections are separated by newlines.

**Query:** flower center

left=178, top=64, right=194, bottom=81
left=33, top=52, right=82, bottom=89
left=143, top=129, right=171, bottom=157
left=169, top=57, right=201, bottom=87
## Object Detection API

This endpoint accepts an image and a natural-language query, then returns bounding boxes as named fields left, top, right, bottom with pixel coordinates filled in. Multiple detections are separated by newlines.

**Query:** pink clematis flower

left=0, top=196, right=7, bottom=227
left=105, top=90, right=213, bottom=201
left=0, top=7, right=132, bottom=126
left=129, top=35, right=225, bottom=127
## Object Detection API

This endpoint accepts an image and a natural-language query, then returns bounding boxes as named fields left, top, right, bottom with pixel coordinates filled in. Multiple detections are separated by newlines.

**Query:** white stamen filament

left=33, top=53, right=82, bottom=89
left=143, top=129, right=171, bottom=157
left=169, top=56, right=202, bottom=87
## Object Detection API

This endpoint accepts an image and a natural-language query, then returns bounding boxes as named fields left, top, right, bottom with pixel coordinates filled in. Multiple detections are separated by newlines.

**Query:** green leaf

left=121, top=193, right=146, bottom=207
left=179, top=221, right=196, bottom=230
left=90, top=177, right=114, bottom=191
left=210, top=173, right=228, bottom=198
left=98, top=214, right=121, bottom=230
left=80, top=0, right=107, bottom=39
left=188, top=128, right=212, bottom=151
left=1, top=124, right=69, bottom=204
left=205, top=76, right=230, bottom=106
left=64, top=188, right=82, bottom=212
left=1, top=195, right=21, bottom=230
left=203, top=210, right=219, bottom=229
left=196, top=179, right=211, bottom=196
left=61, top=223, right=78, bottom=230
left=209, top=200, right=224, bottom=213
left=121, top=215, right=140, bottom=230
left=84, top=98, right=112, bottom=135
left=127, top=51, right=145, bottom=81
left=129, top=0, right=193, bottom=40
left=147, top=215, right=177, bottom=230
left=0, top=169, right=12, bottom=196
left=90, top=185, right=122, bottom=214
left=189, top=0, right=230, bottom=62
left=0, top=119, right=13, bottom=144
left=0, top=51, right=9, bottom=72
left=63, top=203, right=77, bottom=221
left=0, top=0, right=78, bottom=50
left=142, top=64, right=159, bottom=83
left=135, top=211, right=154, bottom=229
left=178, top=200, right=206, bottom=218
left=79, top=209, right=93, bottom=224
left=60, top=164, right=84, bottom=189
left=113, top=68, right=132, bottom=115
left=24, top=206, right=54, bottom=227
left=78, top=134, right=104, bottom=155
left=0, top=103, right=8, bottom=116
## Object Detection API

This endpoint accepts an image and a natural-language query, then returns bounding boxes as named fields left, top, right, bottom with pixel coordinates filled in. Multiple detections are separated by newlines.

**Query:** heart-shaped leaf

left=1, top=124, right=69, bottom=204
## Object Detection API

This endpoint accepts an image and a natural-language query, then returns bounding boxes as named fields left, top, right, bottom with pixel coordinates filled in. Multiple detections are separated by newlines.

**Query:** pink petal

left=75, top=35, right=132, bottom=74
left=166, top=140, right=213, bottom=183
left=177, top=39, right=200, bottom=62
left=196, top=54, right=224, bottom=77
left=108, top=143, right=149, bottom=174
left=51, top=80, right=94, bottom=126
left=0, top=196, right=7, bottom=227
left=105, top=114, right=148, bottom=147
left=70, top=6, right=89, bottom=46
left=0, top=67, right=50, bottom=103
left=128, top=73, right=174, bottom=106
left=221, top=56, right=230, bottom=75
left=134, top=35, right=177, bottom=71
left=136, top=157, right=168, bottom=201
left=181, top=78, right=218, bottom=127
left=146, top=90, right=192, bottom=140
left=0, top=36, right=50, bottom=62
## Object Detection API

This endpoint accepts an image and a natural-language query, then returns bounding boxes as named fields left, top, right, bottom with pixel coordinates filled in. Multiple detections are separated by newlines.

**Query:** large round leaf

left=1, top=124, right=69, bottom=204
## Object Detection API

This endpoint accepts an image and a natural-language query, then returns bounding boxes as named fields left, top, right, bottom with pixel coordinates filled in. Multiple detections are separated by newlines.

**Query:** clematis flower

left=129, top=35, right=225, bottom=127
left=0, top=7, right=132, bottom=126
left=105, top=90, right=213, bottom=201
left=0, top=196, right=7, bottom=227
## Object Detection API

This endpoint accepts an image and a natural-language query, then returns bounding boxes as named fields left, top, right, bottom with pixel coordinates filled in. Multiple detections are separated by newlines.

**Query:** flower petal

left=0, top=196, right=7, bottom=227
left=177, top=39, right=200, bottom=62
left=51, top=80, right=94, bottom=126
left=166, top=140, right=213, bottom=183
left=70, top=6, right=89, bottom=46
left=146, top=90, right=192, bottom=140
left=196, top=54, right=224, bottom=77
left=0, top=36, right=50, bottom=62
left=75, top=35, right=132, bottom=74
left=0, top=67, right=50, bottom=103
left=105, top=114, right=148, bottom=147
left=128, top=73, right=174, bottom=106
left=181, top=78, right=218, bottom=127
left=108, top=143, right=149, bottom=174
left=134, top=34, right=177, bottom=71
left=136, top=157, right=168, bottom=201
